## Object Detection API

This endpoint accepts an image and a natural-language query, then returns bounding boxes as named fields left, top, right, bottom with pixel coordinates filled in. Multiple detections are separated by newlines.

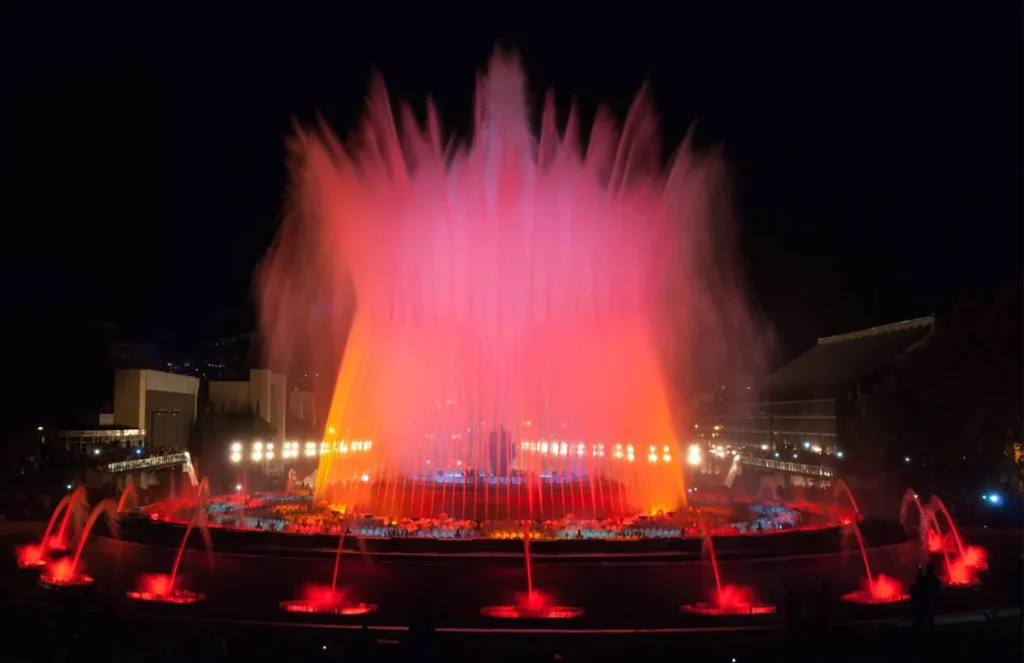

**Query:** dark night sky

left=2, top=6, right=1021, bottom=429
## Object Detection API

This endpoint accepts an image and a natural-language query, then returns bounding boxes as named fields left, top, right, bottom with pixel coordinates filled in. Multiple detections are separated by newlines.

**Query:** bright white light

left=253, top=441, right=263, bottom=452
left=231, top=442, right=242, bottom=452
left=904, top=456, right=911, bottom=463
left=266, top=452, right=275, bottom=460
left=93, top=448, right=100, bottom=456
left=803, top=441, right=811, bottom=449
left=235, top=484, right=242, bottom=492
left=66, top=484, right=72, bottom=490
left=837, top=451, right=844, bottom=459
left=760, top=444, right=769, bottom=451
left=252, top=451, right=263, bottom=462
left=686, top=444, right=702, bottom=466
left=230, top=453, right=241, bottom=463
left=360, top=473, right=370, bottom=483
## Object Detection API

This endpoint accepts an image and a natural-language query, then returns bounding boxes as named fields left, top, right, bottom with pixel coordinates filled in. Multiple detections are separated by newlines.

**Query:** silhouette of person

left=910, top=567, right=926, bottom=630
left=923, top=562, right=941, bottom=628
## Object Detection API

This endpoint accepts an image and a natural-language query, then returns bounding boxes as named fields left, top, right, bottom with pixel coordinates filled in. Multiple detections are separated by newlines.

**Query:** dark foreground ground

left=1, top=524, right=1020, bottom=662
left=0, top=601, right=1019, bottom=663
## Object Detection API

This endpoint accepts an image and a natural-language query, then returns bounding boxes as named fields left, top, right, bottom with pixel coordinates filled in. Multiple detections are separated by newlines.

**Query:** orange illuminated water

left=257, top=49, right=762, bottom=521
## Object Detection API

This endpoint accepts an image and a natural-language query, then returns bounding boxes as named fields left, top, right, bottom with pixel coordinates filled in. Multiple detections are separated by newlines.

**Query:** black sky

left=2, top=6, right=1021, bottom=428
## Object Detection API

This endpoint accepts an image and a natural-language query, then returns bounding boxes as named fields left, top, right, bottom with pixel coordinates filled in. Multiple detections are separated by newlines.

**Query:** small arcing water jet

left=681, top=523, right=775, bottom=615
left=39, top=499, right=120, bottom=588
left=126, top=506, right=211, bottom=604
left=17, top=487, right=88, bottom=569
left=280, top=519, right=377, bottom=615
left=839, top=520, right=908, bottom=604
left=480, top=520, right=583, bottom=619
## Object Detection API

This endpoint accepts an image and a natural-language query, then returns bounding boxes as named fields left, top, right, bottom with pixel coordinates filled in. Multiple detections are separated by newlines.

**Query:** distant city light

left=903, top=456, right=911, bottom=463
left=802, top=441, right=811, bottom=449
left=686, top=444, right=703, bottom=466
left=760, top=444, right=769, bottom=451
left=235, top=484, right=242, bottom=492
left=93, top=449, right=100, bottom=456
left=836, top=451, right=844, bottom=459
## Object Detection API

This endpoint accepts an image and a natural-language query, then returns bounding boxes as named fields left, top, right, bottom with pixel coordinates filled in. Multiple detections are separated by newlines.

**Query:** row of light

left=519, top=441, right=673, bottom=464
left=229, top=439, right=374, bottom=464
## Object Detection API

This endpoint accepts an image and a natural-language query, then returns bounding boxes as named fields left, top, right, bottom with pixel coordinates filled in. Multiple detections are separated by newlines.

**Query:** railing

left=107, top=452, right=192, bottom=474
left=737, top=455, right=834, bottom=477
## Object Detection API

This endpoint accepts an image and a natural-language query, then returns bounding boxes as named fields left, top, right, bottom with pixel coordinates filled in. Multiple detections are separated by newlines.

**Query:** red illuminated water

left=19, top=488, right=87, bottom=569
left=280, top=584, right=377, bottom=616
left=330, top=526, right=347, bottom=596
left=841, top=573, right=909, bottom=604
left=833, top=479, right=860, bottom=515
left=169, top=508, right=212, bottom=592
left=40, top=499, right=119, bottom=588
left=927, top=496, right=966, bottom=558
left=125, top=574, right=205, bottom=604
left=680, top=526, right=774, bottom=616
left=257, top=49, right=761, bottom=521
left=117, top=481, right=138, bottom=513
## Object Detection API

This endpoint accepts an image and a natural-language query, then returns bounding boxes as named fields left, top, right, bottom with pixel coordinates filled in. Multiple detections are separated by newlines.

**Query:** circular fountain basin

left=480, top=605, right=584, bottom=619
left=125, top=589, right=206, bottom=605
left=279, top=600, right=378, bottom=616
left=680, top=602, right=776, bottom=616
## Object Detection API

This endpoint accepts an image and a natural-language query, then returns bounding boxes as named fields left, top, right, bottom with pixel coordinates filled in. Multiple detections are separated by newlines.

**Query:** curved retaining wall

left=77, top=525, right=919, bottom=627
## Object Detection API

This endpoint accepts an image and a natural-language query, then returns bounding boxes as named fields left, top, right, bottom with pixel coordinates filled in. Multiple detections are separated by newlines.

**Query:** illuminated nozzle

left=16, top=544, right=47, bottom=569
left=681, top=584, right=776, bottom=616
left=39, top=558, right=93, bottom=588
left=280, top=585, right=378, bottom=616
left=480, top=591, right=584, bottom=619
left=840, top=574, right=909, bottom=604
left=126, top=574, right=205, bottom=604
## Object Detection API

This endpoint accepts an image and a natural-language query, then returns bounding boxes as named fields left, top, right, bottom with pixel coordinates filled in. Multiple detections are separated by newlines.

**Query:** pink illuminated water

left=257, top=49, right=762, bottom=521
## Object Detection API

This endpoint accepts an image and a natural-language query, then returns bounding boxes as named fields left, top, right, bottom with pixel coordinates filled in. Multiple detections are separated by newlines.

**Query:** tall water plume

left=257, top=50, right=762, bottom=518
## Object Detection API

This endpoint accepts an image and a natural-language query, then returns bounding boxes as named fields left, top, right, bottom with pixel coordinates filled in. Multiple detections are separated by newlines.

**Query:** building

left=705, top=317, right=935, bottom=457
left=208, top=368, right=316, bottom=446
left=113, top=369, right=200, bottom=450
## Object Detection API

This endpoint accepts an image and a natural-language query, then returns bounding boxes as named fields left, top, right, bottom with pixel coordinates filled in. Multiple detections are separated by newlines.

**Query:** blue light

left=134, top=448, right=143, bottom=456
left=984, top=493, right=1003, bottom=506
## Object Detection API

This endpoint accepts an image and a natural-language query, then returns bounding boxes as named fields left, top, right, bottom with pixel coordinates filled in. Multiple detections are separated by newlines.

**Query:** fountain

left=126, top=507, right=211, bottom=604
left=39, top=499, right=120, bottom=589
left=832, top=479, right=861, bottom=521
left=117, top=480, right=138, bottom=513
left=280, top=522, right=377, bottom=615
left=924, top=495, right=987, bottom=586
left=839, top=520, right=908, bottom=604
left=17, top=486, right=87, bottom=569
left=681, top=524, right=775, bottom=616
left=256, top=48, right=761, bottom=524
left=900, top=489, right=953, bottom=569
left=481, top=520, right=583, bottom=619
